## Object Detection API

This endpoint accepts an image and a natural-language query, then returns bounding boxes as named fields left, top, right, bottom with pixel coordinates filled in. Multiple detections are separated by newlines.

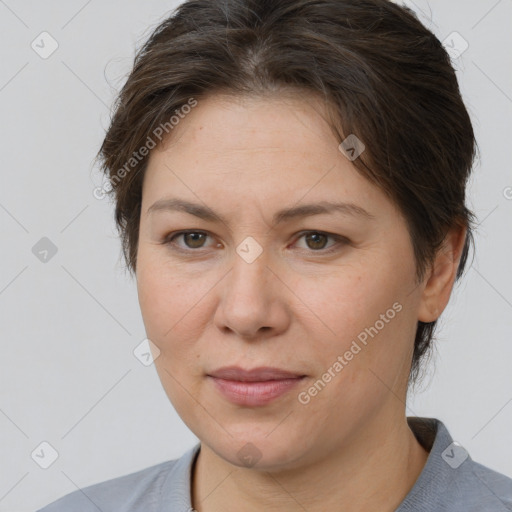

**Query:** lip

left=207, top=366, right=306, bottom=406
left=208, top=366, right=305, bottom=381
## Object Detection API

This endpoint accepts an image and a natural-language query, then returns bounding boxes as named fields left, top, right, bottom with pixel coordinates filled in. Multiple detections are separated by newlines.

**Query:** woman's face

left=136, top=93, right=429, bottom=470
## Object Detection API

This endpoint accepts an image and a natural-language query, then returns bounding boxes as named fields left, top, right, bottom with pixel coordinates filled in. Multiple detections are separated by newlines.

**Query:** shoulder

left=462, top=460, right=512, bottom=510
left=401, top=417, right=512, bottom=511
left=36, top=457, right=183, bottom=512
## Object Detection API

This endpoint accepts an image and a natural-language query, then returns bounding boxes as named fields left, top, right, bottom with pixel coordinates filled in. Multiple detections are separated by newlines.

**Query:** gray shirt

left=37, top=417, right=512, bottom=511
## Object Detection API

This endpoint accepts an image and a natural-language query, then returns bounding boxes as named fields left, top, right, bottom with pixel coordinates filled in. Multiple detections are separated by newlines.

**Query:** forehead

left=141, top=93, right=399, bottom=223
left=153, top=92, right=338, bottom=161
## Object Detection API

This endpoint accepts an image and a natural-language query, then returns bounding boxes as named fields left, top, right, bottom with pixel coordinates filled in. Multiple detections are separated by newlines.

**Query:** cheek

left=294, top=269, right=391, bottom=344
left=294, top=261, right=413, bottom=380
left=136, top=261, right=211, bottom=366
left=137, top=264, right=205, bottom=411
left=137, top=256, right=191, bottom=330
left=137, top=270, right=170, bottom=337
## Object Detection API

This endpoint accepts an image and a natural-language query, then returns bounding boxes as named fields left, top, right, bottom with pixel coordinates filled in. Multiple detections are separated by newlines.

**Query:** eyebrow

left=146, top=198, right=376, bottom=225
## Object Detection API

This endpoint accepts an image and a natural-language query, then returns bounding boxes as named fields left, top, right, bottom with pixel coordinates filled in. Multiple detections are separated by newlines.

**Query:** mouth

left=207, top=366, right=306, bottom=406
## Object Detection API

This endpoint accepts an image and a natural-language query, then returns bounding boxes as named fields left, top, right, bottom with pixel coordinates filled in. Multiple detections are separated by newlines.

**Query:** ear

left=417, top=224, right=467, bottom=323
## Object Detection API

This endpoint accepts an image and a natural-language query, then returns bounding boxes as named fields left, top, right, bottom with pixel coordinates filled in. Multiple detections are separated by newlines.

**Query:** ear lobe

left=417, top=224, right=467, bottom=323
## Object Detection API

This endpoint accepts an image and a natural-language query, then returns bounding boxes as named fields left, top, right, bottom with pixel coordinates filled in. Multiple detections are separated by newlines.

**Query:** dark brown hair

left=94, top=0, right=478, bottom=387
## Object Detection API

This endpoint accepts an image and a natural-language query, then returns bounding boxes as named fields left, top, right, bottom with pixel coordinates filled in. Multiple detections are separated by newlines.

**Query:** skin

left=136, top=92, right=467, bottom=511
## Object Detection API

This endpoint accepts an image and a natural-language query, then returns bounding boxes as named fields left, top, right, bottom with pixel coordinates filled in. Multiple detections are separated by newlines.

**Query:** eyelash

left=161, top=230, right=348, bottom=255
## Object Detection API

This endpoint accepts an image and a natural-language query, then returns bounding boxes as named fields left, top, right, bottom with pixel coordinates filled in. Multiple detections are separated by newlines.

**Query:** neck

left=191, top=415, right=429, bottom=512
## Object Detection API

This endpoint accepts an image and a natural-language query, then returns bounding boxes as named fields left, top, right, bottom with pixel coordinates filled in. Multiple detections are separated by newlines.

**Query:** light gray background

left=0, top=1, right=510, bottom=510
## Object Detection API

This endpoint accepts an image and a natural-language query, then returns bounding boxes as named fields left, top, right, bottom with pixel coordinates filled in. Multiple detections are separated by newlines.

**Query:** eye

left=163, top=230, right=216, bottom=251
left=293, top=231, right=347, bottom=254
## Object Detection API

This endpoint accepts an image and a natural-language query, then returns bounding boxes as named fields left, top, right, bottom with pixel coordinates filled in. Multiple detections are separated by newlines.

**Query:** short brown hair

left=94, top=0, right=478, bottom=386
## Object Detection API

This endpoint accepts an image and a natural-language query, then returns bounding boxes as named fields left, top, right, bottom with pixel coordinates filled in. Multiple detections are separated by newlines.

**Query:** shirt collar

left=161, top=441, right=200, bottom=511
left=397, top=417, right=469, bottom=510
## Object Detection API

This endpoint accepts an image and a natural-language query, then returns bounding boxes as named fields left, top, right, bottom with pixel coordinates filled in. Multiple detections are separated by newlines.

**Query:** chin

left=202, top=427, right=311, bottom=471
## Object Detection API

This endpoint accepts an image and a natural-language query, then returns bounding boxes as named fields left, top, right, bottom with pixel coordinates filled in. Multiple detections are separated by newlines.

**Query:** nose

left=213, top=248, right=291, bottom=340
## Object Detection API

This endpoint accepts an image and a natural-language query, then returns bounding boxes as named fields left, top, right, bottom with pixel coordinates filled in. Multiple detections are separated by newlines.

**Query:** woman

left=38, top=0, right=512, bottom=510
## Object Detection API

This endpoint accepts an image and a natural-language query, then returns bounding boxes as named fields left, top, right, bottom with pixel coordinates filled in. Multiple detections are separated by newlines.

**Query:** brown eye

left=304, top=232, right=329, bottom=250
left=294, top=231, right=345, bottom=253
left=164, top=231, right=214, bottom=251
left=181, top=232, right=207, bottom=249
